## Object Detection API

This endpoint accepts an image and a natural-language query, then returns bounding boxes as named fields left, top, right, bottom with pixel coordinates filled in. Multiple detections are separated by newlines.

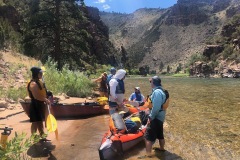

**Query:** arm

left=30, top=82, right=50, bottom=104
left=128, top=93, right=134, bottom=101
left=140, top=94, right=145, bottom=103
left=94, top=76, right=102, bottom=82
left=109, top=80, right=118, bottom=99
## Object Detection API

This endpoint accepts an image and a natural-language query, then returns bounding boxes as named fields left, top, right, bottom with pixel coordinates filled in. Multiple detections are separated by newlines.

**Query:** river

left=51, top=77, right=240, bottom=160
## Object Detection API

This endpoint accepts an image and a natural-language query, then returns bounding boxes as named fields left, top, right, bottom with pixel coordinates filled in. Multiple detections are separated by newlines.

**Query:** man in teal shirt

left=142, top=76, right=167, bottom=158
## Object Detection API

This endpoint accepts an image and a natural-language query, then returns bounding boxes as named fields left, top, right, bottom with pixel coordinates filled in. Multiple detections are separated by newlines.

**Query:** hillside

left=0, top=50, right=38, bottom=94
left=100, top=0, right=240, bottom=75
left=0, top=1, right=117, bottom=70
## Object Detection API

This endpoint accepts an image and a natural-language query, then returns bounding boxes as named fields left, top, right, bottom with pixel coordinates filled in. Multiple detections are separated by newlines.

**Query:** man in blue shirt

left=128, top=87, right=145, bottom=106
left=142, top=76, right=167, bottom=158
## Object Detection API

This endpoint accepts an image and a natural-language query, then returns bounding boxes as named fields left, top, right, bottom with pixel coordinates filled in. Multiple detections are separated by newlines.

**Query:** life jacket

left=115, top=79, right=125, bottom=94
left=109, top=113, right=126, bottom=134
left=146, top=87, right=169, bottom=111
left=27, top=79, right=47, bottom=100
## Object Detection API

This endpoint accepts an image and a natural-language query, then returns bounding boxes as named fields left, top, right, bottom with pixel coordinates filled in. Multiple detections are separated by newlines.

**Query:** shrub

left=6, top=87, right=27, bottom=101
left=0, top=132, right=42, bottom=160
left=43, top=59, right=96, bottom=97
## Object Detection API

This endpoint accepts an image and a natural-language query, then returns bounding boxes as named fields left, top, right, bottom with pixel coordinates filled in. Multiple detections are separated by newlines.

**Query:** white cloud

left=103, top=4, right=110, bottom=10
left=95, top=0, right=106, bottom=3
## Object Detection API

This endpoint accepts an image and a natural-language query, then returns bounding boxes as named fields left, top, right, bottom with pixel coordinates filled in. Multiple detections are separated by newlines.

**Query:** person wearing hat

left=108, top=69, right=128, bottom=115
left=94, top=72, right=108, bottom=97
left=128, top=87, right=145, bottom=106
left=106, top=67, right=116, bottom=94
left=142, top=76, right=167, bottom=158
left=27, top=67, right=50, bottom=138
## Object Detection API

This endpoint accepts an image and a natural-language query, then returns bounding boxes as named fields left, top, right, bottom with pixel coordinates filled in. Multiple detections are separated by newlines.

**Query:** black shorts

left=144, top=119, right=164, bottom=142
left=29, top=100, right=46, bottom=122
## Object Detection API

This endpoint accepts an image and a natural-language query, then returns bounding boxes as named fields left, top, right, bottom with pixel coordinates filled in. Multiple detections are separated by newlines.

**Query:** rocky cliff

left=100, top=0, right=240, bottom=76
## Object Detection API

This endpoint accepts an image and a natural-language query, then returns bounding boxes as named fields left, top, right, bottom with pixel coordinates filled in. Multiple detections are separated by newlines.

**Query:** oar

left=41, top=66, right=59, bottom=140
left=46, top=104, right=57, bottom=132
left=46, top=104, right=58, bottom=140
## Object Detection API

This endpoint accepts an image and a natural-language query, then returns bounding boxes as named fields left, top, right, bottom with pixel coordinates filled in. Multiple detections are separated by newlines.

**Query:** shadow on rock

left=27, top=141, right=57, bottom=160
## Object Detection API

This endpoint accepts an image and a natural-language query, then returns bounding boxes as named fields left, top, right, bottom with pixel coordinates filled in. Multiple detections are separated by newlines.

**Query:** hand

left=147, top=118, right=151, bottom=126
left=45, top=98, right=50, bottom=105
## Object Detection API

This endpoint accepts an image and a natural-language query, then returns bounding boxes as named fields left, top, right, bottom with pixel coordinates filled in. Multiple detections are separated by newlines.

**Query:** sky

left=84, top=0, right=178, bottom=14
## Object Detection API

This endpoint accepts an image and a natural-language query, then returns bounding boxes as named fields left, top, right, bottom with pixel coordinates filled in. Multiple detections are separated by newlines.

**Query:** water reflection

left=125, top=77, right=240, bottom=159
left=52, top=77, right=240, bottom=160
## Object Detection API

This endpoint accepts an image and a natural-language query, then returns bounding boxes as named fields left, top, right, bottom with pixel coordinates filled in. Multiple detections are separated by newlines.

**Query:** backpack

left=146, top=88, right=169, bottom=110
left=161, top=89, right=169, bottom=110
left=139, top=111, right=149, bottom=125
left=125, top=119, right=138, bottom=133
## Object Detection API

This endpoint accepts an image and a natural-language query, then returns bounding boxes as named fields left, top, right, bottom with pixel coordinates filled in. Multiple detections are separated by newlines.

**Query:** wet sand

left=0, top=110, right=183, bottom=160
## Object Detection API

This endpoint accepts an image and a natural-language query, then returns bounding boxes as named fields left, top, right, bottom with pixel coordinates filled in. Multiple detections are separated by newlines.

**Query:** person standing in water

left=27, top=67, right=50, bottom=138
left=140, top=76, right=167, bottom=158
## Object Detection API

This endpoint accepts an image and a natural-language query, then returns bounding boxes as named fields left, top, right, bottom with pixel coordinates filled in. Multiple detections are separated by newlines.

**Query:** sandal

left=153, top=147, right=166, bottom=152
left=39, top=138, right=51, bottom=142
left=137, top=155, right=152, bottom=159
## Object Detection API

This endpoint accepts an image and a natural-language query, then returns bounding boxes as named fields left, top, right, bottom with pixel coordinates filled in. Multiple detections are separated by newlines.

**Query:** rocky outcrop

left=79, top=6, right=117, bottom=66
left=203, top=45, right=224, bottom=59
left=233, top=39, right=240, bottom=51
left=189, top=61, right=213, bottom=77
left=165, top=3, right=208, bottom=26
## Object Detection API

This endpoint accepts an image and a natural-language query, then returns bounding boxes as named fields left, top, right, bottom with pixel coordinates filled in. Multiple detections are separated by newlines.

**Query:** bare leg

left=36, top=122, right=44, bottom=137
left=159, top=139, right=165, bottom=150
left=145, top=139, right=153, bottom=155
left=31, top=122, right=38, bottom=135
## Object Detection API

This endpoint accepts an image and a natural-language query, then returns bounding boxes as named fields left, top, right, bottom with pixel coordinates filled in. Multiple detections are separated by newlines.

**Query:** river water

left=52, top=77, right=240, bottom=160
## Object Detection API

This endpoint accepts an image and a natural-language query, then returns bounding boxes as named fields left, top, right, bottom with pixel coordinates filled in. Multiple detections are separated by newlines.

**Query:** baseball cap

left=150, top=76, right=161, bottom=86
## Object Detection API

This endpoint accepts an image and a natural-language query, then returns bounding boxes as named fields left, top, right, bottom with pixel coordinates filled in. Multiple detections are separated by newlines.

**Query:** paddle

left=46, top=104, right=57, bottom=132
left=41, top=66, right=59, bottom=140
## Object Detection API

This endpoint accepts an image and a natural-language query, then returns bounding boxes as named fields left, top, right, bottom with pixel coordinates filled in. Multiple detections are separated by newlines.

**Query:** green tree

left=22, top=0, right=89, bottom=69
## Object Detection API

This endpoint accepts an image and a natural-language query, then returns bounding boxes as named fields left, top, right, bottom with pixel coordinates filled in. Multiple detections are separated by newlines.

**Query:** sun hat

left=119, top=111, right=126, bottom=115
left=135, top=87, right=140, bottom=90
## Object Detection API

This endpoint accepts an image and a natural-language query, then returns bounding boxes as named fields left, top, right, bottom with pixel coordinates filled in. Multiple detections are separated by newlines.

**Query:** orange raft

left=126, top=101, right=150, bottom=114
left=98, top=109, right=149, bottom=160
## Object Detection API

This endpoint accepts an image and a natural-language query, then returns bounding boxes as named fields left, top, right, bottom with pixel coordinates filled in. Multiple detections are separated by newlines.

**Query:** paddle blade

left=47, top=114, right=57, bottom=132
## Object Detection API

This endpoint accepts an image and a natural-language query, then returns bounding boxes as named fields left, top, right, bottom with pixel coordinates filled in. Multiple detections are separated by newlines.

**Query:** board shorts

left=108, top=101, right=118, bottom=115
left=29, top=99, right=46, bottom=122
left=144, top=118, right=164, bottom=142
